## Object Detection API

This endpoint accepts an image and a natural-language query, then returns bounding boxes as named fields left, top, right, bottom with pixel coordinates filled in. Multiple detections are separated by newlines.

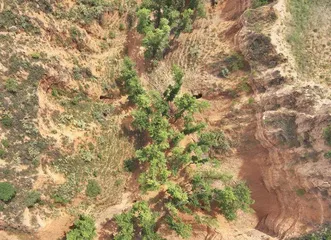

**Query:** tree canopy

left=136, top=0, right=205, bottom=60
left=113, top=57, right=253, bottom=239
left=66, top=215, right=96, bottom=240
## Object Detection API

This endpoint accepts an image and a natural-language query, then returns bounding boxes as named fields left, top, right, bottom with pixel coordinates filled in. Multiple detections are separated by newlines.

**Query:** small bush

left=323, top=125, right=331, bottom=145
left=86, top=180, right=101, bottom=198
left=124, top=158, right=137, bottom=172
left=1, top=139, right=9, bottom=148
left=1, top=115, right=13, bottom=128
left=0, top=182, right=16, bottom=202
left=199, top=131, right=230, bottom=153
left=53, top=194, right=70, bottom=204
left=31, top=52, right=41, bottom=59
left=25, top=191, right=41, bottom=207
left=324, top=151, right=331, bottom=159
left=109, top=31, right=116, bottom=39
left=296, top=188, right=306, bottom=197
left=224, top=53, right=245, bottom=71
left=119, top=23, right=125, bottom=31
left=66, top=215, right=96, bottom=240
left=5, top=78, right=18, bottom=93
left=248, top=97, right=255, bottom=104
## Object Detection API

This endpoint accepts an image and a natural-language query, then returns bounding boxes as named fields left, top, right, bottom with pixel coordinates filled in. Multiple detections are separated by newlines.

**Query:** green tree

left=115, top=202, right=163, bottom=240
left=137, top=8, right=152, bottom=34
left=66, top=215, right=96, bottom=240
left=142, top=18, right=171, bottom=60
left=214, top=187, right=238, bottom=221
left=190, top=174, right=213, bottom=211
left=147, top=114, right=171, bottom=148
left=116, top=56, right=253, bottom=239
left=150, top=90, right=170, bottom=116
left=133, top=201, right=163, bottom=239
left=163, top=65, right=184, bottom=102
left=119, top=57, right=145, bottom=104
left=174, top=94, right=208, bottom=120
left=166, top=215, right=192, bottom=239
left=139, top=157, right=170, bottom=191
left=0, top=182, right=16, bottom=202
left=180, top=9, right=194, bottom=33
left=132, top=109, right=150, bottom=131
left=167, top=182, right=189, bottom=207
left=114, top=211, right=134, bottom=240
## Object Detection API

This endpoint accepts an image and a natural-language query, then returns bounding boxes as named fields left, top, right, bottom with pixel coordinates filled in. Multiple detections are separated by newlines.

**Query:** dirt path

left=238, top=122, right=281, bottom=237
left=36, top=213, right=74, bottom=240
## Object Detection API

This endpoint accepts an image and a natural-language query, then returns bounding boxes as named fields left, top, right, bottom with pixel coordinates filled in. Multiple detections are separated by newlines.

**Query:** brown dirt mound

left=222, top=0, right=251, bottom=20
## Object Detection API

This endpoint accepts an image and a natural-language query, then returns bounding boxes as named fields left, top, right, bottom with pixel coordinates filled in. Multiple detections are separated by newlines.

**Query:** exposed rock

left=235, top=0, right=331, bottom=238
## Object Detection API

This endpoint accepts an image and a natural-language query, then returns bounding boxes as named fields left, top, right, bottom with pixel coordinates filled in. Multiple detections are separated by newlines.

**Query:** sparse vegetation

left=323, top=125, right=331, bottom=146
left=1, top=0, right=320, bottom=239
left=0, top=10, right=40, bottom=33
left=252, top=0, right=269, bottom=9
left=292, top=225, right=331, bottom=240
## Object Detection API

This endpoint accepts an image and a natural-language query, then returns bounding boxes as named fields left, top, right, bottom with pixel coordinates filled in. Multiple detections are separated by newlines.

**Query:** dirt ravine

left=234, top=0, right=331, bottom=238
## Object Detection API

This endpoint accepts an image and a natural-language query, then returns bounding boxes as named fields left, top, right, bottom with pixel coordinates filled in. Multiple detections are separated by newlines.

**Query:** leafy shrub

left=66, top=215, right=96, bottom=240
left=323, top=125, right=331, bottom=145
left=25, top=191, right=41, bottom=207
left=5, top=78, right=18, bottom=93
left=0, top=182, right=16, bottom=202
left=85, top=180, right=101, bottom=198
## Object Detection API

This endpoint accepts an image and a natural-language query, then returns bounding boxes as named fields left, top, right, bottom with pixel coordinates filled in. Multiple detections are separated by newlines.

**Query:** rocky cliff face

left=235, top=0, right=331, bottom=238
